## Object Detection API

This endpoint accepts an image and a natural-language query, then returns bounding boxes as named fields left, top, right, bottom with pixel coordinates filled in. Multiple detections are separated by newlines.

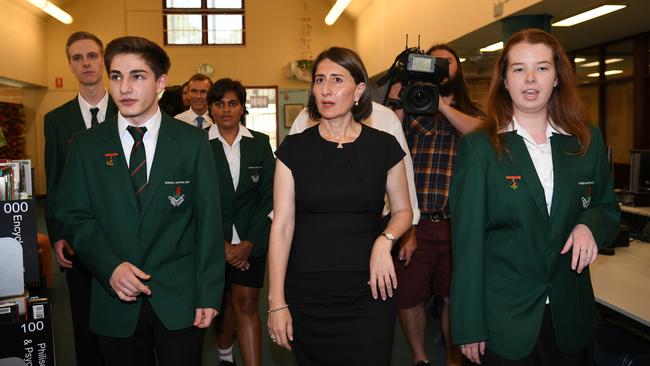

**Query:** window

left=163, top=0, right=245, bottom=46
left=245, top=87, right=279, bottom=150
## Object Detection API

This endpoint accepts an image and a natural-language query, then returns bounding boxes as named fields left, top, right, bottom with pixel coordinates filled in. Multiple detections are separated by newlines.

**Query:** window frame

left=162, top=0, right=246, bottom=46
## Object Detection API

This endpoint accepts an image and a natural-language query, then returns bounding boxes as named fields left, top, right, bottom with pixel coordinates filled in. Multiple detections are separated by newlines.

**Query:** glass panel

left=605, top=40, right=633, bottom=80
left=605, top=81, right=634, bottom=164
left=207, top=0, right=242, bottom=9
left=246, top=88, right=278, bottom=150
left=574, top=48, right=600, bottom=84
left=207, top=15, right=243, bottom=45
left=166, top=14, right=202, bottom=45
left=577, top=84, right=599, bottom=126
left=165, top=0, right=201, bottom=8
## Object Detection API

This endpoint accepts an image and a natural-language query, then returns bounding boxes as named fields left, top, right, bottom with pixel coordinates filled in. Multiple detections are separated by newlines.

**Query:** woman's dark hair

left=307, top=47, right=372, bottom=123
left=483, top=28, right=590, bottom=155
left=158, top=85, right=185, bottom=116
left=207, top=78, right=247, bottom=124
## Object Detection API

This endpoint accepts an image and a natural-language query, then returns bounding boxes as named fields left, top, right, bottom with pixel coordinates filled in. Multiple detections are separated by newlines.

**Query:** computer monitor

left=629, top=149, right=650, bottom=193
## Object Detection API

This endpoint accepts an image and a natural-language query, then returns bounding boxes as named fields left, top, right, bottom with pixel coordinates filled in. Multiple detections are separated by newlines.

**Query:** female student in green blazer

left=207, top=79, right=275, bottom=366
left=450, top=29, right=620, bottom=365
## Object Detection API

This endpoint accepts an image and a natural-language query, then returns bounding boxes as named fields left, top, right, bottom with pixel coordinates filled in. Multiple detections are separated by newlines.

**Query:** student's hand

left=193, top=308, right=217, bottom=328
left=109, top=262, right=151, bottom=301
left=53, top=239, right=74, bottom=268
left=369, top=237, right=397, bottom=300
left=460, top=341, right=485, bottom=364
left=227, top=241, right=253, bottom=270
left=561, top=224, right=598, bottom=274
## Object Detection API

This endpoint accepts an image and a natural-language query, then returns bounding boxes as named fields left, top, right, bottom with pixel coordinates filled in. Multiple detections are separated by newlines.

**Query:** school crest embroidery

left=581, top=186, right=592, bottom=208
left=249, top=166, right=261, bottom=183
left=168, top=185, right=185, bottom=207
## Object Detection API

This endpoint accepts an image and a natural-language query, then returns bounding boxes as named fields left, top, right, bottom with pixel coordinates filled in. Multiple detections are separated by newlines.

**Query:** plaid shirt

left=404, top=112, right=460, bottom=213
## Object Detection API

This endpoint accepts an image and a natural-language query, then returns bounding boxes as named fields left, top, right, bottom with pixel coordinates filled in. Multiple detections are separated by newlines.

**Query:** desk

left=620, top=205, right=650, bottom=218
left=591, top=240, right=650, bottom=327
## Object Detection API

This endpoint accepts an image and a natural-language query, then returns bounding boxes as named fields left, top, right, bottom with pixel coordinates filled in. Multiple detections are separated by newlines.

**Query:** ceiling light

left=480, top=41, right=503, bottom=53
left=552, top=5, right=625, bottom=27
left=574, top=57, right=586, bottom=63
left=27, top=0, right=73, bottom=24
left=459, top=58, right=466, bottom=62
left=579, top=58, right=624, bottom=68
left=325, top=0, right=351, bottom=26
left=587, top=70, right=623, bottom=77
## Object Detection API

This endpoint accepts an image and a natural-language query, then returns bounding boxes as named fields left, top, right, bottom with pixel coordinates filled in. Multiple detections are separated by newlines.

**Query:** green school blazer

left=44, top=96, right=117, bottom=243
left=450, top=125, right=620, bottom=359
left=56, top=113, right=225, bottom=337
left=209, top=128, right=274, bottom=257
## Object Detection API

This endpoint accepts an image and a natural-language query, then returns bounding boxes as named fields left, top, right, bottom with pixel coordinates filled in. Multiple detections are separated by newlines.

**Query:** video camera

left=378, top=46, right=449, bottom=115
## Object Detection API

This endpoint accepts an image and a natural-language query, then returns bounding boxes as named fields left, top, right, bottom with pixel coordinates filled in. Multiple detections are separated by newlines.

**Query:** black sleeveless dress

left=275, top=123, right=405, bottom=365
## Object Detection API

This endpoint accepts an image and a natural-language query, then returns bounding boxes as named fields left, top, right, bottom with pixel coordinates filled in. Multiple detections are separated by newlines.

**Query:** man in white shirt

left=289, top=101, right=421, bottom=263
left=175, top=73, right=213, bottom=129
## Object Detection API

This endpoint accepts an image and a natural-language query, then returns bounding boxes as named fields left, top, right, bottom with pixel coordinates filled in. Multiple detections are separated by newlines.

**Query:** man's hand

left=109, top=262, right=151, bottom=302
left=397, top=227, right=417, bottom=266
left=388, top=82, right=403, bottom=100
left=193, top=308, right=218, bottom=328
left=53, top=239, right=74, bottom=268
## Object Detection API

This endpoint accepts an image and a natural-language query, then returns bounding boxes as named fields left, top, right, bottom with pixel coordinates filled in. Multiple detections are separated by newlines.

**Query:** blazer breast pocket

left=569, top=172, right=596, bottom=211
left=159, top=176, right=194, bottom=213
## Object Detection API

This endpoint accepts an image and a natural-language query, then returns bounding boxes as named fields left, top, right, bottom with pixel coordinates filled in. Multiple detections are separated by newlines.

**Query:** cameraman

left=387, top=44, right=482, bottom=366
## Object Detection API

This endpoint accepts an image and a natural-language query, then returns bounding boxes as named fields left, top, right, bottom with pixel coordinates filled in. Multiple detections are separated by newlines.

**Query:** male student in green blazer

left=44, top=31, right=117, bottom=366
left=207, top=78, right=274, bottom=366
left=449, top=29, right=620, bottom=365
left=56, top=36, right=224, bottom=366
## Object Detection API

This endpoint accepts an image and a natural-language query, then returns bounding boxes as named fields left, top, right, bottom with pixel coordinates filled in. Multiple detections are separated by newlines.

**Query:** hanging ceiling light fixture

left=26, top=0, right=73, bottom=24
left=325, top=0, right=351, bottom=26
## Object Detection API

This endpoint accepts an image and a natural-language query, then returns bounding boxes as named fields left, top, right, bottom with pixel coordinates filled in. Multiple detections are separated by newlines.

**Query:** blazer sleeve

left=449, top=133, right=488, bottom=345
left=575, top=127, right=620, bottom=248
left=44, top=112, right=63, bottom=244
left=241, top=135, right=275, bottom=252
left=55, top=137, right=123, bottom=292
left=193, top=134, right=226, bottom=310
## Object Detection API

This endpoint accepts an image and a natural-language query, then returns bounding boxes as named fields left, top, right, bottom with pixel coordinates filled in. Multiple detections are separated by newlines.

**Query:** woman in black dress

left=267, top=47, right=413, bottom=365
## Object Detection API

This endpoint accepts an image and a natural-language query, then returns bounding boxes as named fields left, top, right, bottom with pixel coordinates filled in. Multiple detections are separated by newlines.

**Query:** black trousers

left=65, top=255, right=105, bottom=366
left=481, top=306, right=593, bottom=366
left=97, top=299, right=205, bottom=366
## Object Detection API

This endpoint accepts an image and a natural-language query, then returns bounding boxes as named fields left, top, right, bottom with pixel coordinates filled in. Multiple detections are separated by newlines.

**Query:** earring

left=354, top=100, right=359, bottom=107
left=553, top=81, right=558, bottom=87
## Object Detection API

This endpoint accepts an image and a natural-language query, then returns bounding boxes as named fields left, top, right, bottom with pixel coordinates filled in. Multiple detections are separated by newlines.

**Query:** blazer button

left=140, top=241, right=146, bottom=246
left=547, top=281, right=555, bottom=288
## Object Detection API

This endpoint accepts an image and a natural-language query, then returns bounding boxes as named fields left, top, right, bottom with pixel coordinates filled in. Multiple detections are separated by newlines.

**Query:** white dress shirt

left=289, top=101, right=421, bottom=224
left=175, top=108, right=213, bottom=129
left=208, top=123, right=254, bottom=244
left=118, top=108, right=162, bottom=180
left=78, top=91, right=110, bottom=129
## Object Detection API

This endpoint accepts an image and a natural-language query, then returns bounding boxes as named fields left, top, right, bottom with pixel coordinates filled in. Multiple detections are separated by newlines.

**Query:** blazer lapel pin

left=104, top=152, right=118, bottom=167
left=506, top=175, right=521, bottom=190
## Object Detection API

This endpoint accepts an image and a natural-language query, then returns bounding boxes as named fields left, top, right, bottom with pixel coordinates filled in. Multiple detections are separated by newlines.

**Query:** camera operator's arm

left=387, top=83, right=406, bottom=122
left=438, top=95, right=481, bottom=135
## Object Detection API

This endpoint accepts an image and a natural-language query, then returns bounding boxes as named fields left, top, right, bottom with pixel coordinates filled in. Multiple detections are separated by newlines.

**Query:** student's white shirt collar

left=208, top=123, right=253, bottom=142
left=501, top=117, right=570, bottom=144
left=118, top=108, right=162, bottom=138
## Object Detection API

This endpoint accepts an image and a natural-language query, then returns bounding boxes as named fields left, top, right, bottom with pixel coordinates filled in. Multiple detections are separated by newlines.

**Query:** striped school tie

left=127, top=126, right=148, bottom=206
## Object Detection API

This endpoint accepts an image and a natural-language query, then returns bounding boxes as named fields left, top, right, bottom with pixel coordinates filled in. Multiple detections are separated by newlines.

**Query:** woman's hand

left=369, top=237, right=397, bottom=300
left=225, top=241, right=251, bottom=270
left=460, top=341, right=485, bottom=364
left=561, top=224, right=598, bottom=274
left=267, top=307, right=293, bottom=350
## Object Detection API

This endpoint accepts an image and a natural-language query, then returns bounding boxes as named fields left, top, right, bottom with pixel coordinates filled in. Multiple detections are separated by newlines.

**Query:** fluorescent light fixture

left=574, top=57, right=586, bottom=63
left=552, top=5, right=625, bottom=27
left=27, top=0, right=73, bottom=24
left=587, top=70, right=623, bottom=77
left=579, top=58, right=624, bottom=68
left=325, top=0, right=351, bottom=26
left=459, top=58, right=466, bottom=62
left=480, top=41, right=503, bottom=53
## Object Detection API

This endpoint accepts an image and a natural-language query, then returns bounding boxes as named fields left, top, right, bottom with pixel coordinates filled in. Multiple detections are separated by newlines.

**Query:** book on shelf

left=0, top=159, right=32, bottom=200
